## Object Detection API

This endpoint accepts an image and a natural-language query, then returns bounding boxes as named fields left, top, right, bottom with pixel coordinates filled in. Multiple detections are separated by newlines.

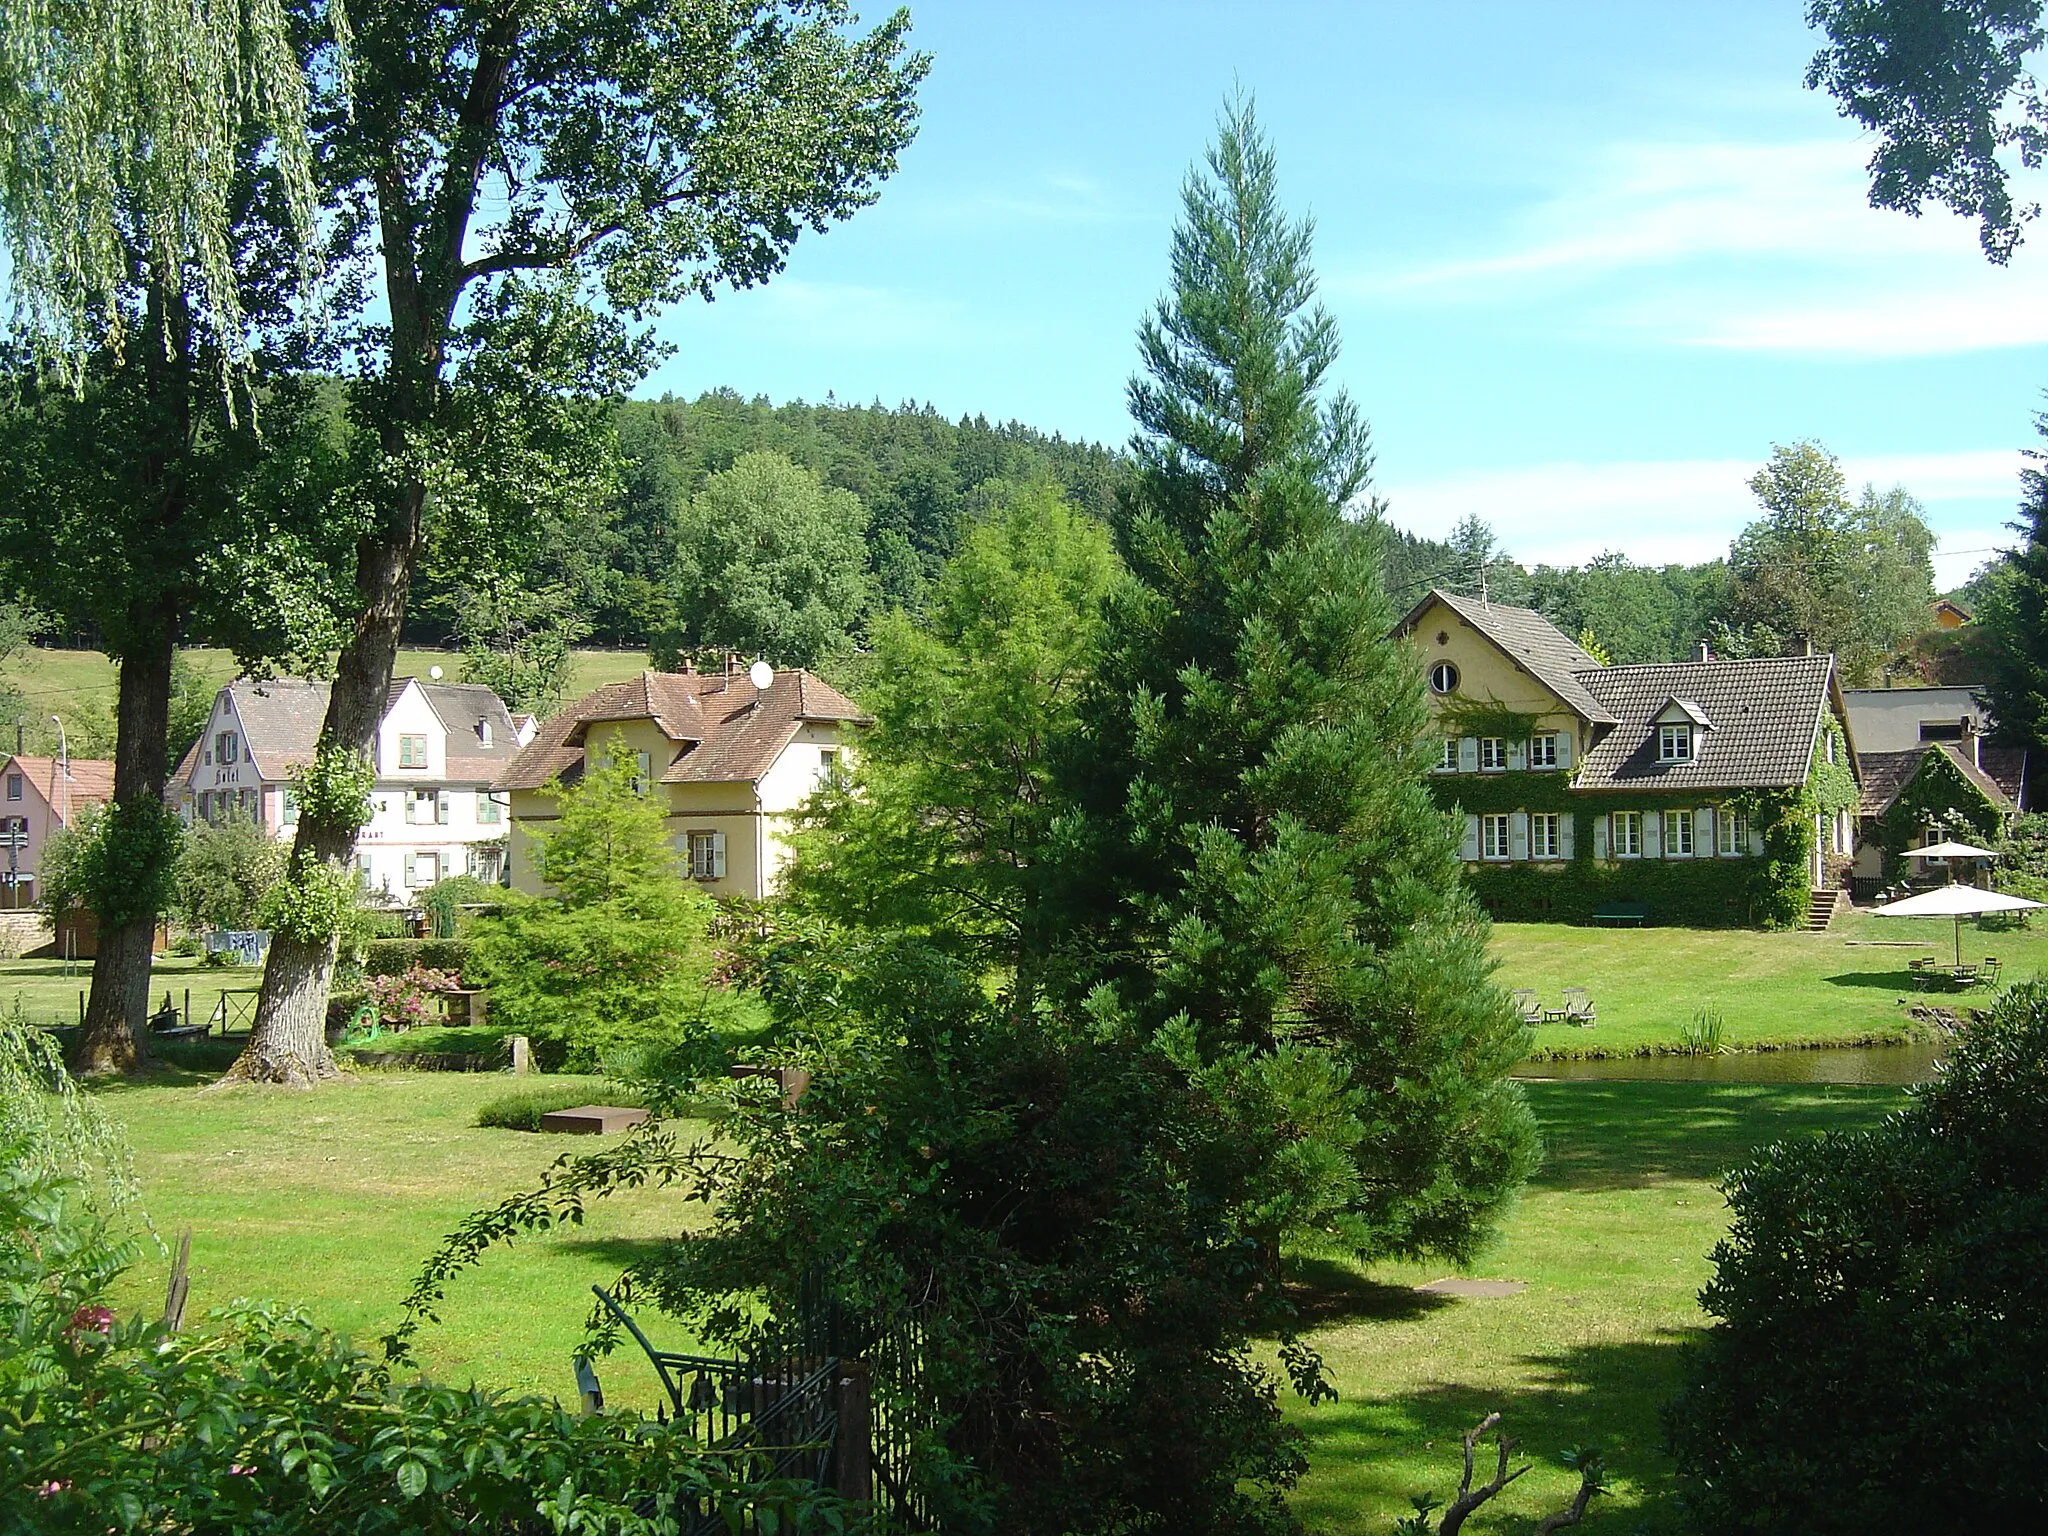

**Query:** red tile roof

left=0, top=755, right=114, bottom=821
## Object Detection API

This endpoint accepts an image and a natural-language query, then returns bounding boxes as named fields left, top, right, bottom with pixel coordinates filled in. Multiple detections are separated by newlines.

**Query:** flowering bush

left=362, top=964, right=460, bottom=1030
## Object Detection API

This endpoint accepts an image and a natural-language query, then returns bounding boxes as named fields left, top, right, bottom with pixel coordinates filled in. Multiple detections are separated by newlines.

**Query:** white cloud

left=1381, top=449, right=2024, bottom=586
left=1343, top=137, right=2048, bottom=357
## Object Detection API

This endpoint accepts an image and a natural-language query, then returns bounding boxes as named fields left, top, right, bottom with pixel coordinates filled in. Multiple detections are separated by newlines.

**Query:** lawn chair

left=1560, top=986, right=1596, bottom=1027
left=1978, top=956, right=2002, bottom=989
left=1510, top=989, right=1543, bottom=1026
left=1907, top=956, right=1938, bottom=991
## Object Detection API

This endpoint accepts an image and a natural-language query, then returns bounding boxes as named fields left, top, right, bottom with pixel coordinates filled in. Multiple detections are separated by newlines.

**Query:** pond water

left=1515, top=1040, right=1946, bottom=1086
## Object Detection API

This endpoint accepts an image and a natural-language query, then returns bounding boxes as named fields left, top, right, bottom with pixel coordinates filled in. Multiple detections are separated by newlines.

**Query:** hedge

left=362, top=937, right=471, bottom=979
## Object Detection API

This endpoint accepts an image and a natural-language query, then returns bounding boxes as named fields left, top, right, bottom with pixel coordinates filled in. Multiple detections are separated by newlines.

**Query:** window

left=817, top=748, right=842, bottom=787
left=0, top=817, right=24, bottom=848
left=1657, top=724, right=1692, bottom=763
left=1479, top=737, right=1508, bottom=771
left=1613, top=811, right=1641, bottom=857
left=215, top=731, right=240, bottom=765
left=281, top=788, right=298, bottom=827
left=405, top=851, right=439, bottom=888
left=406, top=790, right=440, bottom=825
left=476, top=791, right=501, bottom=825
left=197, top=791, right=212, bottom=824
left=1481, top=813, right=1511, bottom=860
left=1438, top=738, right=1458, bottom=772
left=398, top=733, right=428, bottom=769
left=5, top=774, right=19, bottom=802
left=1918, top=720, right=1965, bottom=742
left=1528, top=733, right=1558, bottom=768
left=1531, top=812, right=1560, bottom=860
left=632, top=750, right=653, bottom=793
left=1665, top=809, right=1694, bottom=857
left=473, top=846, right=505, bottom=884
left=1717, top=809, right=1745, bottom=856
left=1428, top=661, right=1460, bottom=695
left=686, top=830, right=726, bottom=881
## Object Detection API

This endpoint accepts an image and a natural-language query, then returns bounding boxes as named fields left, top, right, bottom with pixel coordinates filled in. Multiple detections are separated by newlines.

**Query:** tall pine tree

left=1982, top=428, right=2048, bottom=772
left=1042, top=100, right=1537, bottom=1262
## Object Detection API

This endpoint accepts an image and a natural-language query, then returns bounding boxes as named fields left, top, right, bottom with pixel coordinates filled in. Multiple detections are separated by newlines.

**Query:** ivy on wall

left=1436, top=698, right=1546, bottom=743
left=1873, top=748, right=2003, bottom=877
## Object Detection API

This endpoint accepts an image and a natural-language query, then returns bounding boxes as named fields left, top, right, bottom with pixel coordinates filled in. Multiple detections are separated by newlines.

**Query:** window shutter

left=403, top=852, right=417, bottom=887
left=436, top=792, right=449, bottom=825
left=1560, top=814, right=1575, bottom=859
left=1698, top=807, right=1716, bottom=857
left=709, top=831, right=726, bottom=879
left=1644, top=813, right=1662, bottom=858
left=1457, top=737, right=1478, bottom=773
left=1459, top=815, right=1480, bottom=861
left=1507, top=739, right=1526, bottom=770
left=1555, top=731, right=1573, bottom=771
left=1592, top=814, right=1608, bottom=859
left=1749, top=824, right=1764, bottom=857
left=1508, top=811, right=1529, bottom=860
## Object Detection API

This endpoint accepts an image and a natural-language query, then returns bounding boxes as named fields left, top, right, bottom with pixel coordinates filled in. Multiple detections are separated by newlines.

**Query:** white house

left=170, top=676, right=536, bottom=904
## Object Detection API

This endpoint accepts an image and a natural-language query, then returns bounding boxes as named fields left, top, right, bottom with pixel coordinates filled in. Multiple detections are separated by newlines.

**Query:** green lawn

left=88, top=1065, right=1907, bottom=1532
left=1494, top=908, right=2046, bottom=1057
left=1, top=955, right=266, bottom=1032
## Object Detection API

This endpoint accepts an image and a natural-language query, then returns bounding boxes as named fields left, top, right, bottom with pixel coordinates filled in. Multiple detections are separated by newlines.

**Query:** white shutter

left=1459, top=815, right=1480, bottom=861
left=1508, top=811, right=1529, bottom=860
left=1749, top=825, right=1765, bottom=857
left=1592, top=814, right=1608, bottom=860
left=1555, top=731, right=1573, bottom=771
left=1457, top=737, right=1478, bottom=773
left=1698, top=807, right=1716, bottom=858
left=709, top=831, right=727, bottom=879
left=1644, top=813, right=1663, bottom=858
left=403, top=852, right=417, bottom=887
left=1560, top=813, right=1575, bottom=860
left=435, top=792, right=449, bottom=825
left=1507, top=739, right=1526, bottom=770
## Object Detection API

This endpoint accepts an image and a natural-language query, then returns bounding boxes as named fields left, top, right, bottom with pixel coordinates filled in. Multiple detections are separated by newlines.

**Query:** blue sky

left=638, top=1, right=2048, bottom=587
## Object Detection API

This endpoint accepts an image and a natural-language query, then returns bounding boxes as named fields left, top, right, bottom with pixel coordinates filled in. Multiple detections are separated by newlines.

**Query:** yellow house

left=496, top=665, right=868, bottom=900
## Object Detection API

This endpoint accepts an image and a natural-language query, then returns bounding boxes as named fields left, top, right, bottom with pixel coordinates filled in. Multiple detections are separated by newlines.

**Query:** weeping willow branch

left=0, top=0, right=348, bottom=394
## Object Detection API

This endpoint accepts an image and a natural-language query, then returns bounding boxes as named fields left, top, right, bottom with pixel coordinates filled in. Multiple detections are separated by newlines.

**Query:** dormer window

left=478, top=716, right=493, bottom=748
left=1428, top=662, right=1460, bottom=695
left=1658, top=724, right=1693, bottom=763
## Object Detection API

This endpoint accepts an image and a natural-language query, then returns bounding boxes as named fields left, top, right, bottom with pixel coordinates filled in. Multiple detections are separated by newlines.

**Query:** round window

left=1428, top=661, right=1460, bottom=695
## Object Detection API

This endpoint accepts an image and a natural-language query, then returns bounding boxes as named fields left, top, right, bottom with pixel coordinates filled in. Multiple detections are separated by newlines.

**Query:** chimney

left=1799, top=634, right=1814, bottom=657
left=1962, top=715, right=1980, bottom=769
left=1695, top=639, right=1711, bottom=663
left=680, top=657, right=693, bottom=675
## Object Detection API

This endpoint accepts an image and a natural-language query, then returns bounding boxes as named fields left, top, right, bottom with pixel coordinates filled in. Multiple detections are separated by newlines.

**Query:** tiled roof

left=1979, top=746, right=2028, bottom=811
left=419, top=681, right=523, bottom=782
left=1859, top=743, right=2019, bottom=816
left=1399, top=590, right=1617, bottom=725
left=1573, top=655, right=1836, bottom=792
left=497, top=667, right=869, bottom=793
left=0, top=755, right=113, bottom=820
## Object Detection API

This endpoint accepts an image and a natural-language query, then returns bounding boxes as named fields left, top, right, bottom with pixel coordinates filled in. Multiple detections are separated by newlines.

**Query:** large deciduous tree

left=1807, top=0, right=2048, bottom=262
left=230, top=0, right=928, bottom=1084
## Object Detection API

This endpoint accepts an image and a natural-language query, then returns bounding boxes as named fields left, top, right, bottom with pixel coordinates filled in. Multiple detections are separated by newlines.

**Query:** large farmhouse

left=497, top=663, right=869, bottom=901
left=171, top=676, right=530, bottom=904
left=1395, top=590, right=1861, bottom=928
left=0, top=753, right=113, bottom=910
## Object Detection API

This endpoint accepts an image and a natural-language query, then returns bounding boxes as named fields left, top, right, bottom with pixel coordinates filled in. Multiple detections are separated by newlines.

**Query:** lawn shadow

left=1282, top=1256, right=1454, bottom=1327
left=1822, top=971, right=1921, bottom=992
left=1526, top=1082, right=1901, bottom=1193
left=1293, top=1332, right=1698, bottom=1534
left=554, top=1234, right=676, bottom=1272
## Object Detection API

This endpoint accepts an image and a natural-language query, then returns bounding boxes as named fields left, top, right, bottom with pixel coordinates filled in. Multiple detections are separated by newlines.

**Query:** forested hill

left=405, top=390, right=1128, bottom=648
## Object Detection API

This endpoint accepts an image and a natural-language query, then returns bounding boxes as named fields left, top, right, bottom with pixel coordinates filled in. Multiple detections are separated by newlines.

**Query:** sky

left=637, top=1, right=2048, bottom=589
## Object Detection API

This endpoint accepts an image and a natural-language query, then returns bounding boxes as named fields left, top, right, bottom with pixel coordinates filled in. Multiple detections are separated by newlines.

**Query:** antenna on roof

left=748, top=659, right=773, bottom=698
left=428, top=665, right=443, bottom=681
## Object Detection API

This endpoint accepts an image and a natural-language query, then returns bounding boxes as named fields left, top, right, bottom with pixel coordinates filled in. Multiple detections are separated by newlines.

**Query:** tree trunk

left=222, top=533, right=414, bottom=1086
left=67, top=625, right=177, bottom=1075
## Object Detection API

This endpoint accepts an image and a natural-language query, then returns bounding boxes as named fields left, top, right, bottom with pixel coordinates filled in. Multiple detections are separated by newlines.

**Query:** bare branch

left=1437, top=1415, right=1528, bottom=1536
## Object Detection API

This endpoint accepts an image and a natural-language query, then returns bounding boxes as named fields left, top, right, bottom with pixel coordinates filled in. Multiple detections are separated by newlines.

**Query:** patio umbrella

left=1903, top=840, right=2002, bottom=860
left=1872, top=884, right=2044, bottom=965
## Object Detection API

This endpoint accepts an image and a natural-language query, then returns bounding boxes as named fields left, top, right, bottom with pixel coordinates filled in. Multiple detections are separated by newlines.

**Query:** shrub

left=362, top=937, right=470, bottom=979
left=476, top=1083, right=644, bottom=1131
left=1667, top=980, right=2048, bottom=1533
left=363, top=963, right=461, bottom=1029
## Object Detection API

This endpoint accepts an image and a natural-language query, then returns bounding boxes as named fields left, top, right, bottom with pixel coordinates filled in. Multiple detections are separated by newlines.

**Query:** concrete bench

left=539, top=1105, right=649, bottom=1135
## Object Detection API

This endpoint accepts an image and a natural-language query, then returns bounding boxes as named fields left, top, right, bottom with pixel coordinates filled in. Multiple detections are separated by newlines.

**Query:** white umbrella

left=1903, top=840, right=2001, bottom=860
left=1872, top=884, right=2043, bottom=964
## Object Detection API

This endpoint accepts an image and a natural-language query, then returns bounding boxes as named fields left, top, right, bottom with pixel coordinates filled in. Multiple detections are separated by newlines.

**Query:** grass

left=94, top=1069, right=713, bottom=1410
left=1493, top=908, right=2048, bottom=1057
left=0, top=955, right=265, bottom=1033
left=4, top=645, right=654, bottom=751
left=475, top=1081, right=645, bottom=1130
left=1284, top=1079, right=1906, bottom=1533
left=85, top=1063, right=1907, bottom=1531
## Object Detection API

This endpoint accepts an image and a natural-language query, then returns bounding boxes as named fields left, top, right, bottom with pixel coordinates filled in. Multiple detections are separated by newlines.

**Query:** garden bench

left=1591, top=903, right=1647, bottom=927
left=1509, top=989, right=1543, bottom=1026
left=1543, top=987, right=1596, bottom=1027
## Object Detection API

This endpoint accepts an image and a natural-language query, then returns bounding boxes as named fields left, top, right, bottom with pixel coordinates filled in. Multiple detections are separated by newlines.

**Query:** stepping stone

left=539, top=1105, right=649, bottom=1135
left=1415, top=1277, right=1526, bottom=1299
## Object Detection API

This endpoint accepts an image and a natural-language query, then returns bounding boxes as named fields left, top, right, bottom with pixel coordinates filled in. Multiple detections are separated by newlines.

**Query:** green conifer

left=1043, top=100, right=1538, bottom=1261
left=1981, top=447, right=2048, bottom=766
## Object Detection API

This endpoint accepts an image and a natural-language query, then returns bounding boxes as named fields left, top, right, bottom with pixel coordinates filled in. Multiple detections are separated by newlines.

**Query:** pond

left=1515, top=1040, right=1946, bottom=1086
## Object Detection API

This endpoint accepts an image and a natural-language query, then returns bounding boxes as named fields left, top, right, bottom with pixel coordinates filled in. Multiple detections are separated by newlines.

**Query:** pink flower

left=66, top=1305, right=113, bottom=1335
left=38, top=1480, right=70, bottom=1497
